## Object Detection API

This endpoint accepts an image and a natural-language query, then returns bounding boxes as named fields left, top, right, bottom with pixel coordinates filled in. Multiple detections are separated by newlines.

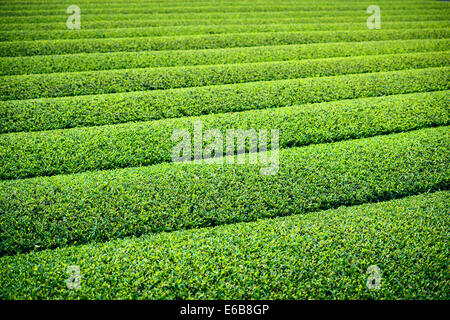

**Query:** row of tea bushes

left=0, top=190, right=448, bottom=299
left=2, top=51, right=448, bottom=100
left=2, top=39, right=447, bottom=75
left=1, top=67, right=448, bottom=133
left=1, top=90, right=448, bottom=180
left=0, top=126, right=448, bottom=255
left=1, top=29, right=448, bottom=57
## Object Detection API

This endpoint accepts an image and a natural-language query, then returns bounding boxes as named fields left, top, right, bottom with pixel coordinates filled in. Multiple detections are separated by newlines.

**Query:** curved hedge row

left=1, top=2, right=445, bottom=17
left=2, top=39, right=447, bottom=76
left=1, top=14, right=447, bottom=31
left=2, top=21, right=448, bottom=41
left=0, top=0, right=433, bottom=6
left=0, top=126, right=448, bottom=255
left=0, top=190, right=448, bottom=299
left=0, top=8, right=445, bottom=24
left=2, top=52, right=448, bottom=100
left=1, top=91, right=448, bottom=180
left=1, top=67, right=448, bottom=133
left=1, top=29, right=448, bottom=57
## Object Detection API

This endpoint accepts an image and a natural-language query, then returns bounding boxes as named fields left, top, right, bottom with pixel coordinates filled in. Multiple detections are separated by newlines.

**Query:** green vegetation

left=1, top=67, right=448, bottom=133
left=1, top=91, right=448, bottom=180
left=1, top=14, right=448, bottom=31
left=2, top=21, right=448, bottom=41
left=0, top=191, right=448, bottom=299
left=1, top=126, right=448, bottom=255
left=1, top=8, right=447, bottom=24
left=0, top=0, right=448, bottom=300
left=2, top=52, right=448, bottom=100
left=1, top=29, right=448, bottom=57
left=2, top=3, right=447, bottom=17
left=2, top=39, right=447, bottom=76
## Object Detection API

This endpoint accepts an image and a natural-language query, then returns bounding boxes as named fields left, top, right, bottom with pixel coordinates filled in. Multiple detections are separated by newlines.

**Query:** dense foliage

left=1, top=127, right=448, bottom=255
left=1, top=67, right=448, bottom=133
left=1, top=91, right=448, bottom=180
left=1, top=191, right=448, bottom=299
left=0, top=0, right=448, bottom=300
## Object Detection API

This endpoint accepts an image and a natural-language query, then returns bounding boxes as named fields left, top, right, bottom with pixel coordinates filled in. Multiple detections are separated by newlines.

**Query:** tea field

left=0, top=0, right=448, bottom=299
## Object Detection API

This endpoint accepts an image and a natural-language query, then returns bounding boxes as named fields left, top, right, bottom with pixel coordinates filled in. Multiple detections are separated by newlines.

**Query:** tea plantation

left=0, top=0, right=448, bottom=299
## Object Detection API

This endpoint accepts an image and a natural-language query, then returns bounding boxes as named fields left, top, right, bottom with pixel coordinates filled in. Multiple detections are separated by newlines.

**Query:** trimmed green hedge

left=1, top=29, right=448, bottom=57
left=0, top=0, right=438, bottom=7
left=0, top=0, right=448, bottom=301
left=1, top=7, right=446, bottom=24
left=2, top=39, right=447, bottom=76
left=0, top=126, right=448, bottom=255
left=0, top=190, right=448, bottom=299
left=3, top=52, right=448, bottom=100
left=1, top=91, right=448, bottom=180
left=2, top=21, right=448, bottom=41
left=1, top=14, right=447, bottom=31
left=1, top=2, right=446, bottom=17
left=1, top=67, right=448, bottom=133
